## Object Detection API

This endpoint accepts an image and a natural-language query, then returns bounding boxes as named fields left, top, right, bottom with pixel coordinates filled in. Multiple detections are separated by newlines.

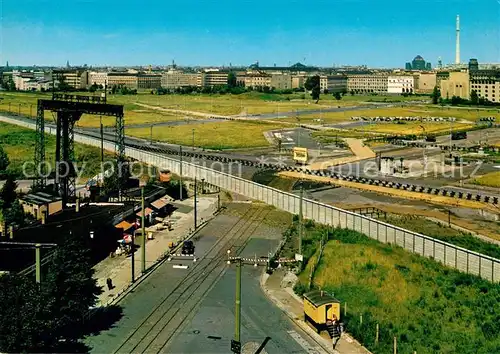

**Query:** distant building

left=106, top=72, right=161, bottom=89
left=347, top=74, right=389, bottom=93
left=319, top=75, right=348, bottom=93
left=405, top=55, right=431, bottom=71
left=468, top=58, right=479, bottom=72
left=388, top=76, right=414, bottom=94
left=271, top=73, right=292, bottom=90
left=201, top=71, right=228, bottom=87
left=470, top=69, right=500, bottom=103
left=52, top=69, right=88, bottom=89
left=440, top=71, right=470, bottom=100
left=161, top=70, right=199, bottom=88
left=244, top=72, right=271, bottom=88
left=88, top=72, right=108, bottom=87
left=415, top=72, right=437, bottom=93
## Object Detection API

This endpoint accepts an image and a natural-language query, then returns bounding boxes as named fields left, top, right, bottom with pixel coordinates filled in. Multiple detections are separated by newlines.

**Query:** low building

left=137, top=74, right=161, bottom=89
left=387, top=76, right=414, bottom=94
left=440, top=71, right=470, bottom=100
left=244, top=72, right=271, bottom=88
left=201, top=71, right=229, bottom=87
left=161, top=70, right=200, bottom=88
left=52, top=69, right=88, bottom=89
left=291, top=75, right=307, bottom=89
left=347, top=74, right=389, bottom=93
left=271, top=73, right=292, bottom=90
left=320, top=75, right=348, bottom=93
left=20, top=192, right=63, bottom=220
left=88, top=71, right=108, bottom=87
left=107, top=72, right=138, bottom=89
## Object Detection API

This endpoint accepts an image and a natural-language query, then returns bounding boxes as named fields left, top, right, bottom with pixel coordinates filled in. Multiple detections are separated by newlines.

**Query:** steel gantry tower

left=34, top=93, right=125, bottom=206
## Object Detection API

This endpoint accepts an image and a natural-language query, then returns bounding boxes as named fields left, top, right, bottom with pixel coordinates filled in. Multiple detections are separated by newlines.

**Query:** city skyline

left=1, top=0, right=499, bottom=67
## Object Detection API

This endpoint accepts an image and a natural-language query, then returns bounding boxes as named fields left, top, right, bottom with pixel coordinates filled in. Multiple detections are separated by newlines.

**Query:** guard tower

left=34, top=92, right=125, bottom=206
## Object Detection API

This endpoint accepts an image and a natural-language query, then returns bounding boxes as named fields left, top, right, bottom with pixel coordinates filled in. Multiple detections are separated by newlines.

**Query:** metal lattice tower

left=34, top=102, right=46, bottom=190
left=34, top=93, right=124, bottom=207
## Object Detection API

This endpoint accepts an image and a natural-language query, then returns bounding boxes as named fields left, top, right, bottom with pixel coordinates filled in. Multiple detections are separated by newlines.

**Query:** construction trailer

left=303, top=290, right=341, bottom=334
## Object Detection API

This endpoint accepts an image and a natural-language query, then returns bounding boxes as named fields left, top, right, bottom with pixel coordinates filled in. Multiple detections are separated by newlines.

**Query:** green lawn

left=292, top=223, right=500, bottom=354
left=0, top=122, right=114, bottom=180
left=127, top=120, right=286, bottom=150
left=471, top=171, right=500, bottom=188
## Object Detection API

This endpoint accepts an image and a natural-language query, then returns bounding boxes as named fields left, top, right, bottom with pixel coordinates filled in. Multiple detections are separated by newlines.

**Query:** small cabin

left=303, top=290, right=341, bottom=332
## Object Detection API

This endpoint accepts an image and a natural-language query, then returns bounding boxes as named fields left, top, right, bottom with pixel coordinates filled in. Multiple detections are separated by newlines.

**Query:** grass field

left=382, top=215, right=500, bottom=259
left=0, top=122, right=113, bottom=179
left=284, top=105, right=500, bottom=124
left=357, top=121, right=474, bottom=135
left=127, top=120, right=286, bottom=149
left=471, top=171, right=500, bottom=188
left=292, top=223, right=500, bottom=354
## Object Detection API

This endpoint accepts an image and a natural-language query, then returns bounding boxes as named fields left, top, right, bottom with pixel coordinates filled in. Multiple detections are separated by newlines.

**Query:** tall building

left=406, top=55, right=429, bottom=71
left=425, top=63, right=432, bottom=71
left=455, top=15, right=461, bottom=64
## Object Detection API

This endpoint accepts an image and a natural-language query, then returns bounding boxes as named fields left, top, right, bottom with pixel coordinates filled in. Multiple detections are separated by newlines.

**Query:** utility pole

left=231, top=257, right=242, bottom=354
left=194, top=177, right=198, bottom=229
left=141, top=187, right=146, bottom=273
left=179, top=146, right=183, bottom=200
left=35, top=244, right=41, bottom=283
left=298, top=184, right=303, bottom=256
left=100, top=116, right=104, bottom=164
left=131, top=232, right=135, bottom=283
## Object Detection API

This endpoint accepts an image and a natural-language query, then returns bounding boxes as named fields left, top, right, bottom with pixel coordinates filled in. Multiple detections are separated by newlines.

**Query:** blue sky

left=1, top=0, right=499, bottom=67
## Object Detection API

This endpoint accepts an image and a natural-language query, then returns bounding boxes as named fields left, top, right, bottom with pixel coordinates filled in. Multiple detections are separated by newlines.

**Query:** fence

left=2, top=115, right=499, bottom=283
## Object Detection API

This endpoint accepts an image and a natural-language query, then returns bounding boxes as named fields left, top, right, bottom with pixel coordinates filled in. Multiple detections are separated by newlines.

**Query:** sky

left=1, top=0, right=499, bottom=68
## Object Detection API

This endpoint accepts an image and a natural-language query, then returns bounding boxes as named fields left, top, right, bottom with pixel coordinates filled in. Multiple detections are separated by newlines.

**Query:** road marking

left=173, top=265, right=189, bottom=269
left=287, top=330, right=324, bottom=354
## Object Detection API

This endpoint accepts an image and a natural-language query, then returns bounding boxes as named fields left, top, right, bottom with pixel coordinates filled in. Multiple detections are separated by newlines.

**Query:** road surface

left=84, top=204, right=327, bottom=354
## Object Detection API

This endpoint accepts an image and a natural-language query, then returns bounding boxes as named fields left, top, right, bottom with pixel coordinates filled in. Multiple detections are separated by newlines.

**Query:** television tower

left=455, top=15, right=460, bottom=65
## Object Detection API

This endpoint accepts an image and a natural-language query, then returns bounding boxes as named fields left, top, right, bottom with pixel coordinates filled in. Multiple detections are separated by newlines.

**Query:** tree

left=3, top=199, right=25, bottom=227
left=451, top=95, right=463, bottom=105
left=227, top=72, right=237, bottom=88
left=0, top=146, right=9, bottom=173
left=0, top=175, right=17, bottom=209
left=470, top=90, right=479, bottom=105
left=334, top=92, right=342, bottom=100
left=43, top=235, right=102, bottom=342
left=350, top=90, right=355, bottom=96
left=0, top=274, right=49, bottom=352
left=431, top=86, right=441, bottom=104
left=305, top=75, right=321, bottom=103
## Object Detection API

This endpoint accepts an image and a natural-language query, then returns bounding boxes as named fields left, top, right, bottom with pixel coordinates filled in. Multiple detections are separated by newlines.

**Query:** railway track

left=112, top=205, right=271, bottom=354
left=75, top=129, right=500, bottom=205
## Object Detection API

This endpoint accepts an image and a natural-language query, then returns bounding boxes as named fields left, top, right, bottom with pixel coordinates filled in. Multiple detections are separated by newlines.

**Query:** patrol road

left=85, top=203, right=327, bottom=354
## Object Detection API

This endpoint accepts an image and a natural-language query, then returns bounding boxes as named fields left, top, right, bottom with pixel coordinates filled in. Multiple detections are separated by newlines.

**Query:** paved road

left=84, top=205, right=324, bottom=354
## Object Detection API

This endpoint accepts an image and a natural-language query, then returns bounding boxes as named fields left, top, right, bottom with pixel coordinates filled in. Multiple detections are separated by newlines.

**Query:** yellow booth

left=303, top=290, right=341, bottom=333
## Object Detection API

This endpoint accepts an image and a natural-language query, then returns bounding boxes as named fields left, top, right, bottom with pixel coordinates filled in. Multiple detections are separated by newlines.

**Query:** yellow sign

left=293, top=147, right=308, bottom=163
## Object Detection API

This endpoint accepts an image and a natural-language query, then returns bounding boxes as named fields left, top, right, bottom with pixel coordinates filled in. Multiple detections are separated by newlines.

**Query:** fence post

left=344, top=302, right=347, bottom=317
left=394, top=336, right=397, bottom=354
left=375, top=323, right=379, bottom=346
left=360, top=314, right=363, bottom=326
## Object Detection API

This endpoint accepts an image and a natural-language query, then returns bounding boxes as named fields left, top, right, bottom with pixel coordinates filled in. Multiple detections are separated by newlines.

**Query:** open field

left=293, top=224, right=500, bottom=354
left=127, top=120, right=286, bottom=149
left=285, top=105, right=500, bottom=124
left=382, top=215, right=500, bottom=258
left=357, top=121, right=475, bottom=135
left=0, top=122, right=113, bottom=179
left=471, top=171, right=500, bottom=188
